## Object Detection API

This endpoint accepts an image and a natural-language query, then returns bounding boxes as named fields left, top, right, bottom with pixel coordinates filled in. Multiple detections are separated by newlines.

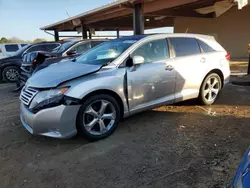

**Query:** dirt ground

left=0, top=66, right=250, bottom=188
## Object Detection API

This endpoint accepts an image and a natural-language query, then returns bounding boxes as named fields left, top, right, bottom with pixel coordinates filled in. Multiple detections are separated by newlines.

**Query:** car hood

left=27, top=61, right=102, bottom=88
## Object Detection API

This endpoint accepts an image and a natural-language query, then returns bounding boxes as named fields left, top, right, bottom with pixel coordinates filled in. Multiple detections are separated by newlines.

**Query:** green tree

left=33, top=38, right=46, bottom=43
left=8, top=37, right=24, bottom=43
left=0, top=37, right=8, bottom=43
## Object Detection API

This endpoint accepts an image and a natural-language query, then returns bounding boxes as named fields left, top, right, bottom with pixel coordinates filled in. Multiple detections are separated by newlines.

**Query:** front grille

left=20, top=87, right=39, bottom=106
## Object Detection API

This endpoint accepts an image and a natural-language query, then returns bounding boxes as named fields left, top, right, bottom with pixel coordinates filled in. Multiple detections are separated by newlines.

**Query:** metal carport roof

left=41, top=0, right=222, bottom=32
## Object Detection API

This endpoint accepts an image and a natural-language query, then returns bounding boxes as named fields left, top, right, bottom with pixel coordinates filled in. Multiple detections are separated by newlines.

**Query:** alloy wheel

left=83, top=100, right=116, bottom=136
left=6, top=68, right=19, bottom=82
left=203, top=76, right=220, bottom=102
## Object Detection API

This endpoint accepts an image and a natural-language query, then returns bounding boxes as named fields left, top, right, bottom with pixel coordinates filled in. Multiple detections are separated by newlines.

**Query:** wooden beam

left=143, top=0, right=199, bottom=13
left=54, top=31, right=59, bottom=41
left=133, top=3, right=144, bottom=35
left=87, top=17, right=174, bottom=29
left=146, top=9, right=214, bottom=18
left=83, top=9, right=132, bottom=24
left=82, top=24, right=88, bottom=39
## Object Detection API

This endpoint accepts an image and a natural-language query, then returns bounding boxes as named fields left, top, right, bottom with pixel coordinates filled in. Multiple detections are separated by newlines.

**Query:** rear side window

left=132, top=39, right=170, bottom=63
left=169, top=37, right=200, bottom=57
left=197, top=40, right=215, bottom=53
left=5, top=44, right=19, bottom=52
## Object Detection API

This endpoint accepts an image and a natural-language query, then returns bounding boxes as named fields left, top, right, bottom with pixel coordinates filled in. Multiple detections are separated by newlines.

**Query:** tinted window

left=72, top=42, right=91, bottom=54
left=132, top=39, right=169, bottom=63
left=169, top=37, right=201, bottom=57
left=13, top=44, right=31, bottom=56
left=52, top=41, right=76, bottom=53
left=21, top=44, right=28, bottom=47
left=25, top=45, right=44, bottom=53
left=91, top=41, right=105, bottom=48
left=44, top=43, right=60, bottom=51
left=5, top=44, right=19, bottom=52
left=198, top=40, right=215, bottom=53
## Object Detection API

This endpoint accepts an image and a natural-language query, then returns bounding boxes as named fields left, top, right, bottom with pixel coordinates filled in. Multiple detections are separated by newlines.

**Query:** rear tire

left=76, top=94, right=121, bottom=141
left=2, top=66, right=20, bottom=83
left=199, top=73, right=222, bottom=105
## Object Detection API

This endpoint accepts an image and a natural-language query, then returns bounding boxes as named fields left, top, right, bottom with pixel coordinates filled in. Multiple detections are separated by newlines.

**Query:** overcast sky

left=0, top=0, right=173, bottom=41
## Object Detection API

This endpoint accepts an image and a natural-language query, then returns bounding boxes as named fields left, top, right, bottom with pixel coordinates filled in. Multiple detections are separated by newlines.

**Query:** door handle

left=200, top=57, right=206, bottom=63
left=165, top=65, right=174, bottom=71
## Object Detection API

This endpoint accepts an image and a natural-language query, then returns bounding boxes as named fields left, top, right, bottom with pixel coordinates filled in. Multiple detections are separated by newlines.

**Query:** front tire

left=2, top=66, right=20, bottom=83
left=199, top=73, right=222, bottom=105
left=76, top=94, right=121, bottom=141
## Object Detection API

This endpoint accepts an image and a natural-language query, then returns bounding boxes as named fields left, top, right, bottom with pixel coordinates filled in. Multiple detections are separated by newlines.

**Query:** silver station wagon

left=20, top=34, right=230, bottom=141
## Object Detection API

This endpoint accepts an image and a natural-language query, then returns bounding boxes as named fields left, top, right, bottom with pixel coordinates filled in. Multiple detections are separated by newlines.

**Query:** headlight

left=29, top=87, right=69, bottom=112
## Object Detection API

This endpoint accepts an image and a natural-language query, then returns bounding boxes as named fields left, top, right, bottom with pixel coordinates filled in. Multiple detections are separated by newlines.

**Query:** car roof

left=151, top=33, right=219, bottom=42
left=118, top=35, right=148, bottom=40
left=0, top=43, right=29, bottom=46
left=111, top=33, right=216, bottom=42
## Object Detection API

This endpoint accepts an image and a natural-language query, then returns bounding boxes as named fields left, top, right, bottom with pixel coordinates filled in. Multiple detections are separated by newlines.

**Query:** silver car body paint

left=20, top=103, right=80, bottom=139
left=20, top=34, right=231, bottom=138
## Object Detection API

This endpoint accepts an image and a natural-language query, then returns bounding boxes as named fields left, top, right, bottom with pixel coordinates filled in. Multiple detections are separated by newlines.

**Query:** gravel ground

left=0, top=72, right=250, bottom=188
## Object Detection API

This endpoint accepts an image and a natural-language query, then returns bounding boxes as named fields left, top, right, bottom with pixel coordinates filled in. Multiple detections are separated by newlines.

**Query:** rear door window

left=169, top=37, right=201, bottom=57
left=197, top=40, right=215, bottom=53
left=5, top=44, right=19, bottom=52
left=132, top=39, right=170, bottom=63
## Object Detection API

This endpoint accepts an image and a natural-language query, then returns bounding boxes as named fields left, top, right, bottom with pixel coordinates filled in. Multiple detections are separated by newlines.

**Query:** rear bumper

left=20, top=103, right=81, bottom=139
left=224, top=75, right=230, bottom=86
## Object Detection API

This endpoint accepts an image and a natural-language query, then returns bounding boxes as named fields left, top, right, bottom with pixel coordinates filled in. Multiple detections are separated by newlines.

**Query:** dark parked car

left=233, top=147, right=250, bottom=188
left=18, top=39, right=107, bottom=88
left=0, top=42, right=61, bottom=82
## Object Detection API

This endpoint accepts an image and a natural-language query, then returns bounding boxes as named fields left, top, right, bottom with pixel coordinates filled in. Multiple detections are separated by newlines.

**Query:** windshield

left=52, top=41, right=76, bottom=53
left=13, top=44, right=31, bottom=56
left=76, top=39, right=139, bottom=65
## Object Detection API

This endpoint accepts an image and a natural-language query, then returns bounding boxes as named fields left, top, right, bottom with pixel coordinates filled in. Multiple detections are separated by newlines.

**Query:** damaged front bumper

left=20, top=102, right=80, bottom=139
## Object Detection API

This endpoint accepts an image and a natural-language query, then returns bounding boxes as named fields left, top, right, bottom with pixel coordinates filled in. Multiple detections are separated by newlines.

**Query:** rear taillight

left=225, top=52, right=231, bottom=61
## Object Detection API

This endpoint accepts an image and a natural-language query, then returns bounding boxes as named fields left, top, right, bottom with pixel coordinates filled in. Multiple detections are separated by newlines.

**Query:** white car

left=0, top=43, right=28, bottom=59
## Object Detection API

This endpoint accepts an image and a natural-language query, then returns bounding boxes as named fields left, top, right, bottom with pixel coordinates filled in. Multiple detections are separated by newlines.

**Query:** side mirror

left=133, top=55, right=145, bottom=65
left=66, top=49, right=77, bottom=56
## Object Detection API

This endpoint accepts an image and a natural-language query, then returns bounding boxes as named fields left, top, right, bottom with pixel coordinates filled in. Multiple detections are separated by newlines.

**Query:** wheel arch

left=1, top=64, right=20, bottom=73
left=202, top=69, right=224, bottom=88
left=1, top=64, right=20, bottom=82
left=80, top=89, right=125, bottom=118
